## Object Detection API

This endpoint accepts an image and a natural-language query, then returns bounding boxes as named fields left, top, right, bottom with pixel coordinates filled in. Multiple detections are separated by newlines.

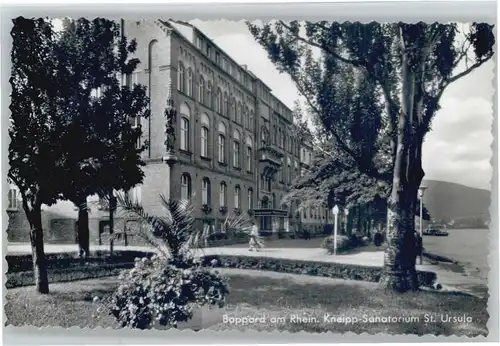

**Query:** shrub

left=321, top=235, right=351, bottom=254
left=105, top=255, right=229, bottom=329
left=362, top=236, right=370, bottom=245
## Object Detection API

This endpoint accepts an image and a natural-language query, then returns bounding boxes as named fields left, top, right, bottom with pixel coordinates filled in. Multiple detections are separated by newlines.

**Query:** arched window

left=247, top=188, right=253, bottom=209
left=198, top=76, right=205, bottom=104
left=218, top=122, right=226, bottom=163
left=246, top=136, right=253, bottom=172
left=177, top=62, right=185, bottom=92
left=186, top=68, right=193, bottom=97
left=272, top=193, right=276, bottom=208
left=223, top=92, right=228, bottom=116
left=180, top=173, right=191, bottom=201
left=234, top=185, right=241, bottom=209
left=200, top=113, right=210, bottom=157
left=233, top=129, right=240, bottom=168
left=288, top=157, right=292, bottom=184
left=202, top=177, right=211, bottom=205
left=207, top=82, right=212, bottom=108
left=219, top=182, right=227, bottom=207
left=216, top=88, right=222, bottom=113
left=180, top=103, right=190, bottom=151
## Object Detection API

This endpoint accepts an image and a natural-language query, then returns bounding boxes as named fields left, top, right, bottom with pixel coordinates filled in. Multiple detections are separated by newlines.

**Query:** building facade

left=6, top=19, right=330, bottom=245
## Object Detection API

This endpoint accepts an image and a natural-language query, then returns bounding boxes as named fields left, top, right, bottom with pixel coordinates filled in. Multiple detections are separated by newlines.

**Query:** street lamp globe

left=332, top=205, right=339, bottom=215
left=418, top=185, right=428, bottom=198
left=344, top=208, right=349, bottom=216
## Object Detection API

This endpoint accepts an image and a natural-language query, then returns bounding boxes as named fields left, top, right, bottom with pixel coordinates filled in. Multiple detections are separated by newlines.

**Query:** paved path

left=7, top=243, right=482, bottom=293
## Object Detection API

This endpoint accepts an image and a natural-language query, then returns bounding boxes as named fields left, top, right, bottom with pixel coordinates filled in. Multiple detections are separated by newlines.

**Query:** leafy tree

left=54, top=18, right=150, bottom=257
left=9, top=17, right=64, bottom=293
left=249, top=21, right=494, bottom=291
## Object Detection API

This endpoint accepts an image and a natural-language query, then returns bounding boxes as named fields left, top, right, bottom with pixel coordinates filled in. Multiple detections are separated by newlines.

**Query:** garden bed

left=200, top=254, right=438, bottom=288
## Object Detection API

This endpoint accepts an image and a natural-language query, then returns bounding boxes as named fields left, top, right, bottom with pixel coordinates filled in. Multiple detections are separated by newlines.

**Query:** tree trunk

left=109, top=190, right=116, bottom=255
left=75, top=195, right=90, bottom=258
left=380, top=44, right=425, bottom=292
left=27, top=204, right=49, bottom=294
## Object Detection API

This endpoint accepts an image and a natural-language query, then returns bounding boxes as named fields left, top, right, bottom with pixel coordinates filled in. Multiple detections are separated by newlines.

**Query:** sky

left=190, top=19, right=494, bottom=191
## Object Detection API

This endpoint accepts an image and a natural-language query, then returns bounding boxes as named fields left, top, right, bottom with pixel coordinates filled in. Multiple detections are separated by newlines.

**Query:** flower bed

left=200, top=255, right=438, bottom=288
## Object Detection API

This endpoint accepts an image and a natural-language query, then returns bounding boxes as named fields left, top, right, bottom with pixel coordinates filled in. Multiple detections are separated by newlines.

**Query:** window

left=177, top=62, right=185, bottom=92
left=288, top=164, right=292, bottom=184
left=206, top=45, right=212, bottom=58
left=280, top=158, right=285, bottom=182
left=127, top=185, right=142, bottom=204
left=181, top=174, right=191, bottom=201
left=229, top=98, right=235, bottom=120
left=233, top=130, right=240, bottom=168
left=200, top=113, right=209, bottom=157
left=249, top=110, right=254, bottom=130
left=196, top=37, right=202, bottom=50
left=234, top=186, right=241, bottom=209
left=202, top=178, right=211, bottom=205
left=236, top=102, right=242, bottom=124
left=180, top=119, right=189, bottom=151
left=218, top=122, right=226, bottom=163
left=7, top=188, right=18, bottom=210
left=244, top=107, right=249, bottom=128
left=198, top=77, right=205, bottom=104
left=180, top=103, right=190, bottom=151
left=216, top=88, right=222, bottom=113
left=207, top=82, right=212, bottom=108
left=218, top=135, right=225, bottom=163
left=246, top=136, right=253, bottom=172
left=223, top=92, right=228, bottom=116
left=186, top=68, right=193, bottom=97
left=215, top=52, right=221, bottom=65
left=248, top=189, right=253, bottom=209
left=219, top=182, right=227, bottom=207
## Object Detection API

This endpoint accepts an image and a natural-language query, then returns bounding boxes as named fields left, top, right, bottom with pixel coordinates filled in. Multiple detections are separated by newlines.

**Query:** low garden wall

left=200, top=255, right=438, bottom=288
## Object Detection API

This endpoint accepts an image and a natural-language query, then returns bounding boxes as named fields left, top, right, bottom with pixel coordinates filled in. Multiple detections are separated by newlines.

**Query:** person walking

left=249, top=221, right=264, bottom=251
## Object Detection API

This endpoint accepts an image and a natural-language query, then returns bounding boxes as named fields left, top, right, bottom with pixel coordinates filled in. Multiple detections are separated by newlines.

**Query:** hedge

left=6, top=250, right=154, bottom=273
left=6, top=262, right=134, bottom=289
left=200, top=255, right=438, bottom=288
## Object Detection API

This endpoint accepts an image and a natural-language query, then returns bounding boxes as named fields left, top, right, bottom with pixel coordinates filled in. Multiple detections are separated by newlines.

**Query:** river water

left=422, top=228, right=490, bottom=284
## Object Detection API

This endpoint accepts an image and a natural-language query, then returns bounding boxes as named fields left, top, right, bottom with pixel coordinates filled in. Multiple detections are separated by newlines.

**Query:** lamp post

left=344, top=208, right=349, bottom=235
left=332, top=205, right=339, bottom=255
left=418, top=186, right=428, bottom=236
left=418, top=185, right=428, bottom=265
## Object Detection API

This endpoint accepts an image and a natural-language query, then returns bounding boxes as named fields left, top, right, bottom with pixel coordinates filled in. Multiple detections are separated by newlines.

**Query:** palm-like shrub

left=95, top=193, right=230, bottom=329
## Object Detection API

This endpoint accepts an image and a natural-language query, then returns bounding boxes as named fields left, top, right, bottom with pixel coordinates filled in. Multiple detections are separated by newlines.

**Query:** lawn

left=5, top=269, right=488, bottom=336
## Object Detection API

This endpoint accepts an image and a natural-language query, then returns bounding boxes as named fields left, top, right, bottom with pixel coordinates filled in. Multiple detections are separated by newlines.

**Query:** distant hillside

left=422, top=180, right=491, bottom=227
